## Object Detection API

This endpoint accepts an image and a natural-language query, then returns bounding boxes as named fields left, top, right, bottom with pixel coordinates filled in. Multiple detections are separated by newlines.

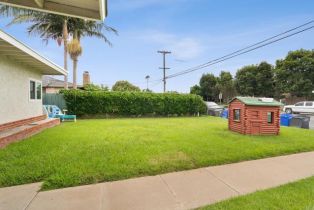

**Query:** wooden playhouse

left=228, top=97, right=282, bottom=135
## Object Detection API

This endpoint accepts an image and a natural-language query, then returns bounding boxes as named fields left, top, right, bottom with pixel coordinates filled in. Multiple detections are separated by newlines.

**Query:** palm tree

left=66, top=19, right=116, bottom=89
left=67, top=36, right=82, bottom=89
left=0, top=5, right=117, bottom=89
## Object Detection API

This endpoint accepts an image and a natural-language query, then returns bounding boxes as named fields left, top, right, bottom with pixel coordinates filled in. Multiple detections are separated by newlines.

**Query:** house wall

left=0, top=55, right=43, bottom=125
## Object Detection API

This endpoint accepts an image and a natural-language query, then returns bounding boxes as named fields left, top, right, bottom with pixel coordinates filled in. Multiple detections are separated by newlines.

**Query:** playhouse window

left=267, top=112, right=274, bottom=124
left=233, top=109, right=240, bottom=121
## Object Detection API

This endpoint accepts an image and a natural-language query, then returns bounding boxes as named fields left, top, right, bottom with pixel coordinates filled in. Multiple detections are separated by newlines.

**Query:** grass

left=1, top=117, right=314, bottom=190
left=201, top=176, right=314, bottom=210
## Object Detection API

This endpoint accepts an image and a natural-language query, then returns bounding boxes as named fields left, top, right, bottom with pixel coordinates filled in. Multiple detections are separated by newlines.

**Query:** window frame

left=29, top=79, right=42, bottom=101
left=233, top=109, right=241, bottom=122
left=295, top=102, right=305, bottom=107
left=267, top=112, right=274, bottom=124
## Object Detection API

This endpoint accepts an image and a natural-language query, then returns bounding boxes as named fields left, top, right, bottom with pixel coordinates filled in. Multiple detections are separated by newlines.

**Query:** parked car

left=283, top=101, right=314, bottom=114
left=204, top=102, right=224, bottom=116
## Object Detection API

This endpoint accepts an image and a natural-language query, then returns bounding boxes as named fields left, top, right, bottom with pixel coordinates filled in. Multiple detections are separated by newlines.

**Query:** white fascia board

left=0, top=30, right=67, bottom=76
left=0, top=0, right=107, bottom=21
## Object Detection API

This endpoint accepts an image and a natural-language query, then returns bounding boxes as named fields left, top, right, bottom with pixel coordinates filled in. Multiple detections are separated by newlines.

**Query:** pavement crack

left=205, top=168, right=241, bottom=195
left=24, top=190, right=39, bottom=210
left=159, top=175, right=183, bottom=208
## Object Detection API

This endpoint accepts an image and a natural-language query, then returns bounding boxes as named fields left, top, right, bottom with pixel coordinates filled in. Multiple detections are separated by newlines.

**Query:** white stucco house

left=0, top=29, right=67, bottom=126
left=0, top=0, right=108, bottom=148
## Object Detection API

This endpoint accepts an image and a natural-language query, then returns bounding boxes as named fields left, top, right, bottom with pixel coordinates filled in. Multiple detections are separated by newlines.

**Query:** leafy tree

left=216, top=71, right=236, bottom=103
left=255, top=62, right=275, bottom=97
left=112, top=81, right=141, bottom=92
left=190, top=85, right=202, bottom=96
left=199, top=73, right=218, bottom=101
left=275, top=49, right=314, bottom=98
left=235, top=65, right=258, bottom=96
left=235, top=62, right=274, bottom=97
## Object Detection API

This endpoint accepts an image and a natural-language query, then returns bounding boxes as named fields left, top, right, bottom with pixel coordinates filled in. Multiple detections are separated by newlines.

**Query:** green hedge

left=62, top=90, right=207, bottom=117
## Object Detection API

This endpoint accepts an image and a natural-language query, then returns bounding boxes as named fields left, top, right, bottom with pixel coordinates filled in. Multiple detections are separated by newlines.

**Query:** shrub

left=62, top=90, right=207, bottom=117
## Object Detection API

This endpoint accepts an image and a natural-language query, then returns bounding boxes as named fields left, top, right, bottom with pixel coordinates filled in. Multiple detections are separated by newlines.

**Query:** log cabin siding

left=245, top=106, right=280, bottom=135
left=229, top=99, right=281, bottom=135
left=228, top=99, right=246, bottom=134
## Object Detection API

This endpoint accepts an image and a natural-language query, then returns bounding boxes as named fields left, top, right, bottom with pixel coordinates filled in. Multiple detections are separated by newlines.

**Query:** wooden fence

left=43, top=93, right=67, bottom=110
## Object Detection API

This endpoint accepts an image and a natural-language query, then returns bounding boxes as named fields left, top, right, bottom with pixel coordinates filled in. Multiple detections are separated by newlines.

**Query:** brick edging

left=0, top=115, right=47, bottom=132
left=0, top=118, right=60, bottom=148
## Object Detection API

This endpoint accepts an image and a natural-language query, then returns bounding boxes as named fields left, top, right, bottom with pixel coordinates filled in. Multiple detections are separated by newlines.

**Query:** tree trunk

left=73, top=57, right=78, bottom=89
left=72, top=30, right=80, bottom=89
left=63, top=19, right=69, bottom=89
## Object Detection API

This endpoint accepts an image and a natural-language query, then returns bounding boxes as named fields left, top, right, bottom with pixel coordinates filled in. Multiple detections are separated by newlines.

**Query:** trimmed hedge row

left=62, top=90, right=207, bottom=117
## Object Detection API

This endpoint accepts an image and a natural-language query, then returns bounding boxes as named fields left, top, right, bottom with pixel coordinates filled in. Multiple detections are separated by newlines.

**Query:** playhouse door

left=251, top=122, right=261, bottom=135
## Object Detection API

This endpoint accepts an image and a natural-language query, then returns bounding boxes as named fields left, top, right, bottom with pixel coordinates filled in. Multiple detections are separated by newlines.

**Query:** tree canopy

left=112, top=81, right=141, bottom=92
left=190, top=49, right=314, bottom=102
left=275, top=49, right=314, bottom=98
left=217, top=71, right=236, bottom=102
left=199, top=73, right=218, bottom=101
left=190, top=72, right=236, bottom=102
left=235, top=62, right=274, bottom=97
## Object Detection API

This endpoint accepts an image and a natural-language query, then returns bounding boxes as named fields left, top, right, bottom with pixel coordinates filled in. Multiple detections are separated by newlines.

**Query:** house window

left=233, top=109, right=240, bottom=121
left=36, top=82, right=42, bottom=99
left=30, top=80, right=36, bottom=100
left=30, top=80, right=42, bottom=100
left=267, top=112, right=274, bottom=124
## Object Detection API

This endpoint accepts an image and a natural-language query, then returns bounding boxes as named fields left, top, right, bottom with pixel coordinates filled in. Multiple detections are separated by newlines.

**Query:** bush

left=62, top=90, right=207, bottom=117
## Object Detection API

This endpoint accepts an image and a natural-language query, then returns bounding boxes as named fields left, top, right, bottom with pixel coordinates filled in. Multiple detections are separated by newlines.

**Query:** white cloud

left=140, top=31, right=205, bottom=60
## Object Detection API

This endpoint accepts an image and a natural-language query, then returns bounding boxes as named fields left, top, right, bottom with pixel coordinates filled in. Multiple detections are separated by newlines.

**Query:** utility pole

left=158, top=50, right=171, bottom=93
left=145, top=75, right=150, bottom=91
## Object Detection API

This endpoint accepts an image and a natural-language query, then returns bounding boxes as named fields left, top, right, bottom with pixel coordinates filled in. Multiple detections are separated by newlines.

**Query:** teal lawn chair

left=44, top=105, right=76, bottom=122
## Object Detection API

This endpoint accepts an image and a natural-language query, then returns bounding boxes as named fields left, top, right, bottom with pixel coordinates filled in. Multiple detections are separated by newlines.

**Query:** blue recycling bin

left=280, top=114, right=293, bottom=126
left=221, top=109, right=229, bottom=119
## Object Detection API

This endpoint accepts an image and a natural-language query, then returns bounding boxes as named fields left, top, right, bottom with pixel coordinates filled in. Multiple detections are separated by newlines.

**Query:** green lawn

left=201, top=176, right=314, bottom=210
left=1, top=117, right=314, bottom=190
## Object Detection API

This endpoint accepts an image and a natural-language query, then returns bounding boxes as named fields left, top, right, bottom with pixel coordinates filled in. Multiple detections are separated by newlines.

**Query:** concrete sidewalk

left=2, top=152, right=314, bottom=210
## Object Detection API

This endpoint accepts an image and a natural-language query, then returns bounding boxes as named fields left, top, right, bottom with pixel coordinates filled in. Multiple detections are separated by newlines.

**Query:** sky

left=1, top=0, right=314, bottom=93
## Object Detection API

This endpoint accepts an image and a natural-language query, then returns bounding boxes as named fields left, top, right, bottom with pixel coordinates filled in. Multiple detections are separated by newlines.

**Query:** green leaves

left=275, top=49, right=314, bottom=98
left=235, top=62, right=275, bottom=97
left=112, top=81, right=141, bottom=92
left=62, top=90, right=207, bottom=117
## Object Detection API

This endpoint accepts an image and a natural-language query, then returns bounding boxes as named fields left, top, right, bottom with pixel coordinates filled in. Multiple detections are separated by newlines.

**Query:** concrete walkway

left=2, top=152, right=314, bottom=210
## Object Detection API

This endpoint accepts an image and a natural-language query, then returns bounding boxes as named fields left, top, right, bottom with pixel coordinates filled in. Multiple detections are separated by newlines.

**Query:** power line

left=164, top=21, right=314, bottom=80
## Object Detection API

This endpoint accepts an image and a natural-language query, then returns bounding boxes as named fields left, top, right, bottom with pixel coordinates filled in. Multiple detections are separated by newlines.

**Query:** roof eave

left=0, top=30, right=67, bottom=76
left=230, top=97, right=283, bottom=106
left=0, top=0, right=107, bottom=21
